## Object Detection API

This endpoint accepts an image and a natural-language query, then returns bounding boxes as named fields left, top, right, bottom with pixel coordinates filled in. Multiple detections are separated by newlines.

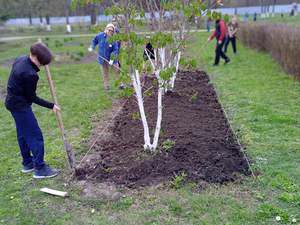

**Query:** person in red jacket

left=208, top=18, right=230, bottom=66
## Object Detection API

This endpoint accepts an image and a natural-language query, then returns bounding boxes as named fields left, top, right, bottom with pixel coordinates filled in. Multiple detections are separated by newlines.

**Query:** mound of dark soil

left=76, top=70, right=250, bottom=188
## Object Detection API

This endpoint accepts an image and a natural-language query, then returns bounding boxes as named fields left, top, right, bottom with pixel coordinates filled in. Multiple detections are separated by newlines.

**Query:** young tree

left=104, top=0, right=192, bottom=151
left=272, top=0, right=277, bottom=17
left=71, top=0, right=104, bottom=25
left=65, top=0, right=72, bottom=33
left=74, top=0, right=221, bottom=151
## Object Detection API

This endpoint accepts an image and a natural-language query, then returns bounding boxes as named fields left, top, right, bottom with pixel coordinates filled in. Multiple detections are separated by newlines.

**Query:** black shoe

left=224, top=58, right=230, bottom=64
left=33, top=165, right=60, bottom=179
left=213, top=63, right=219, bottom=66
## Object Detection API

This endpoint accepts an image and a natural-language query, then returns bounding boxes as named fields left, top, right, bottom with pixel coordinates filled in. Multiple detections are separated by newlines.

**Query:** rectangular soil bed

left=75, top=70, right=251, bottom=188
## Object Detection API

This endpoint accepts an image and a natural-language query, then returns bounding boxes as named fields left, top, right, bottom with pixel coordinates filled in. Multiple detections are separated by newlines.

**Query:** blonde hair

left=232, top=16, right=238, bottom=23
left=105, top=23, right=115, bottom=33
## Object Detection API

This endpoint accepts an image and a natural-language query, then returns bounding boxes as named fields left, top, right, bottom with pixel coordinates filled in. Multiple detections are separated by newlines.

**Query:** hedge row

left=239, top=23, right=300, bottom=80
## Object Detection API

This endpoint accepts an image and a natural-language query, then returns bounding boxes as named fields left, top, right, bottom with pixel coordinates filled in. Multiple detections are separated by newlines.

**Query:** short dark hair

left=30, top=42, right=53, bottom=65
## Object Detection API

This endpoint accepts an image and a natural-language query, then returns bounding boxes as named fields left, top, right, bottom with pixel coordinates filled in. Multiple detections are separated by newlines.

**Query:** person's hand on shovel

left=52, top=104, right=61, bottom=114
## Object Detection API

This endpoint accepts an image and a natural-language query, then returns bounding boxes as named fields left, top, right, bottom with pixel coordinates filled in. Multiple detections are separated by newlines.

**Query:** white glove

left=109, top=60, right=114, bottom=65
left=88, top=46, right=93, bottom=52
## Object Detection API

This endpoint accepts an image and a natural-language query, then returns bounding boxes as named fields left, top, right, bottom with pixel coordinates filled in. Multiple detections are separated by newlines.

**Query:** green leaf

left=160, top=67, right=176, bottom=81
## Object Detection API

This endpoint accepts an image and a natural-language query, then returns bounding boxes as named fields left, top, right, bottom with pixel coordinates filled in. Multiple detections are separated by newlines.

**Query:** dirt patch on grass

left=0, top=58, right=14, bottom=67
left=0, top=52, right=96, bottom=66
left=80, top=52, right=97, bottom=64
left=78, top=98, right=127, bottom=163
left=53, top=52, right=96, bottom=65
left=75, top=70, right=250, bottom=188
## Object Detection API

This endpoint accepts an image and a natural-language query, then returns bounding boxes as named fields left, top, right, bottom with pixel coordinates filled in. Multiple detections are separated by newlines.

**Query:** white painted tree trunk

left=158, top=48, right=166, bottom=68
left=66, top=24, right=72, bottom=33
left=169, top=51, right=181, bottom=90
left=136, top=45, right=181, bottom=151
left=144, top=47, right=155, bottom=71
left=46, top=25, right=51, bottom=31
left=168, top=50, right=173, bottom=68
left=130, top=70, right=152, bottom=150
left=152, top=78, right=163, bottom=150
left=154, top=49, right=158, bottom=68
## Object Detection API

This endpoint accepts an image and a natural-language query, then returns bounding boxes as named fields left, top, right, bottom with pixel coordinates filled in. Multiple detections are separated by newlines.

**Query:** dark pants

left=11, top=107, right=45, bottom=169
left=215, top=41, right=229, bottom=65
left=224, top=36, right=237, bottom=54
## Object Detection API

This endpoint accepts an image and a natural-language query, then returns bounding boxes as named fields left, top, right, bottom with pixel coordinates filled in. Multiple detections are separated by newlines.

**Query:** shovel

left=45, top=65, right=75, bottom=169
left=89, top=49, right=125, bottom=73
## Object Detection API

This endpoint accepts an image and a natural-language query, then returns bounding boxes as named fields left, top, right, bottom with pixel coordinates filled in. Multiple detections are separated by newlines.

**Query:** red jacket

left=209, top=19, right=227, bottom=42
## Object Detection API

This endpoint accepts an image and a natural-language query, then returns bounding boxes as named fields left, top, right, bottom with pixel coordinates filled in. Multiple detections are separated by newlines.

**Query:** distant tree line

left=223, top=0, right=298, bottom=7
left=0, top=0, right=298, bottom=24
left=0, top=0, right=109, bottom=24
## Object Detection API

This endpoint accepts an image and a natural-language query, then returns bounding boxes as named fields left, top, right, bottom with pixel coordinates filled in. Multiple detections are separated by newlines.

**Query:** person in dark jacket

left=208, top=18, right=230, bottom=66
left=142, top=36, right=155, bottom=73
left=143, top=42, right=155, bottom=61
left=5, top=42, right=60, bottom=179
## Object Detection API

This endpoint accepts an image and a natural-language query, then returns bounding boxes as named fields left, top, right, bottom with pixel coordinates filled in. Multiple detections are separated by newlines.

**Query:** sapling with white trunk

left=75, top=0, right=223, bottom=152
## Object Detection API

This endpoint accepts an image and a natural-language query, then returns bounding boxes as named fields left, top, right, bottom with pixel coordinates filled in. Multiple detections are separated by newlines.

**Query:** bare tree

left=272, top=0, right=277, bottom=17
left=65, top=0, right=72, bottom=32
left=72, top=0, right=103, bottom=25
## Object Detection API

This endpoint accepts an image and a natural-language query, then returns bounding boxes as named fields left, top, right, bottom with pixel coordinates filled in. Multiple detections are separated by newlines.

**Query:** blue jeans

left=11, top=107, right=45, bottom=169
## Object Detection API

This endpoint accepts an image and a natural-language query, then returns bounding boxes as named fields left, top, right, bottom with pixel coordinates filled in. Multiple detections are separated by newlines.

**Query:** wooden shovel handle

left=44, top=65, right=75, bottom=169
left=44, top=65, right=65, bottom=134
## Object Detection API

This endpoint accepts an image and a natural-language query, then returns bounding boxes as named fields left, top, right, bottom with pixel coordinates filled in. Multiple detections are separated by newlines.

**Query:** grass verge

left=0, top=33, right=299, bottom=224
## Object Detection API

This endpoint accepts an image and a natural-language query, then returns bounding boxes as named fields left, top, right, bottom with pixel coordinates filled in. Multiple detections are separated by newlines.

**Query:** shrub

left=132, top=112, right=140, bottom=120
left=239, top=23, right=300, bottom=80
left=190, top=91, right=198, bottom=103
left=54, top=40, right=63, bottom=48
left=78, top=51, right=84, bottom=57
left=70, top=53, right=81, bottom=61
left=161, top=139, right=175, bottom=152
left=35, top=26, right=44, bottom=33
left=179, top=58, right=197, bottom=70
left=170, top=171, right=187, bottom=189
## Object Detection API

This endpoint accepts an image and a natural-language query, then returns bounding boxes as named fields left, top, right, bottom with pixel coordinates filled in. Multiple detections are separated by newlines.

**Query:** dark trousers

left=224, top=36, right=237, bottom=54
left=11, top=107, right=45, bottom=169
left=215, top=41, right=229, bottom=65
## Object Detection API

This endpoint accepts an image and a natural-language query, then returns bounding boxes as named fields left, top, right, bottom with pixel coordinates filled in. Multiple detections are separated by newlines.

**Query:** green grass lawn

left=0, top=33, right=299, bottom=225
left=0, top=37, right=91, bottom=61
left=257, top=13, right=300, bottom=25
left=0, top=24, right=97, bottom=38
left=0, top=22, right=208, bottom=40
left=186, top=32, right=300, bottom=224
